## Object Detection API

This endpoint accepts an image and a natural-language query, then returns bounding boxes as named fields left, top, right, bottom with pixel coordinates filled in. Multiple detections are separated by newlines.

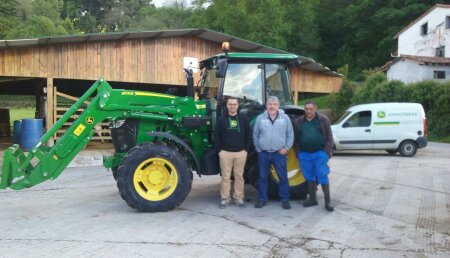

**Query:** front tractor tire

left=116, top=142, right=193, bottom=212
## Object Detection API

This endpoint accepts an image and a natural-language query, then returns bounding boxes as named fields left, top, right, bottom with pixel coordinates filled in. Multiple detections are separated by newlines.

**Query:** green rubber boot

left=322, top=184, right=334, bottom=212
left=303, top=181, right=318, bottom=207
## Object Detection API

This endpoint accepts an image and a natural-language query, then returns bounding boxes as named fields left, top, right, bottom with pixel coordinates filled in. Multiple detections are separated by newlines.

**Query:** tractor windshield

left=223, top=63, right=292, bottom=106
left=264, top=64, right=292, bottom=106
left=223, top=63, right=264, bottom=105
left=199, top=62, right=293, bottom=109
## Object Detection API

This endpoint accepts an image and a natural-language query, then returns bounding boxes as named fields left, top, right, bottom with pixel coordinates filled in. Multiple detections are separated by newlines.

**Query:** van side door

left=334, top=110, right=373, bottom=149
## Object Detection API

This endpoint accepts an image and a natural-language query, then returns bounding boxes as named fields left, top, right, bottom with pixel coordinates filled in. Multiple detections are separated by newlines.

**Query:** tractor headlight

left=111, top=119, right=126, bottom=128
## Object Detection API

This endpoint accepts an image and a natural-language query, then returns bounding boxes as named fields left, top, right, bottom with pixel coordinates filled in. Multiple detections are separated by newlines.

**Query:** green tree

left=8, top=16, right=68, bottom=38
left=0, top=0, right=21, bottom=39
left=189, top=0, right=291, bottom=50
left=31, top=0, right=63, bottom=22
left=329, top=65, right=355, bottom=116
left=61, top=0, right=115, bottom=33
left=316, top=0, right=443, bottom=80
left=282, top=0, right=321, bottom=58
left=130, top=1, right=192, bottom=30
left=102, top=0, right=155, bottom=31
left=6, top=0, right=79, bottom=39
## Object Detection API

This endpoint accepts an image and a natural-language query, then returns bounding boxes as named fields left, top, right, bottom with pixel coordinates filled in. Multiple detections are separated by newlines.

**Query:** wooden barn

left=0, top=28, right=341, bottom=141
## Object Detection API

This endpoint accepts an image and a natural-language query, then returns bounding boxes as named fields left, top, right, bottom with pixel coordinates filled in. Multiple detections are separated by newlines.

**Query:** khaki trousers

left=219, top=150, right=248, bottom=202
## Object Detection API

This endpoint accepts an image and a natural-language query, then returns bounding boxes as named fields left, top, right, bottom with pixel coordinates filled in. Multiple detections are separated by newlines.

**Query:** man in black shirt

left=214, top=97, right=252, bottom=208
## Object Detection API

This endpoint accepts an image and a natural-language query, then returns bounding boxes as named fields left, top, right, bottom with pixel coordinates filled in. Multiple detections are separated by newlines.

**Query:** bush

left=372, top=80, right=407, bottom=102
left=352, top=72, right=387, bottom=104
left=329, top=79, right=355, bottom=116
left=329, top=64, right=355, bottom=116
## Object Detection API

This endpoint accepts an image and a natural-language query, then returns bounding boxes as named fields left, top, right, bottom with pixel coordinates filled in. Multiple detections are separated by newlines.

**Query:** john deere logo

left=86, top=117, right=94, bottom=124
left=230, top=120, right=238, bottom=128
left=377, top=111, right=386, bottom=118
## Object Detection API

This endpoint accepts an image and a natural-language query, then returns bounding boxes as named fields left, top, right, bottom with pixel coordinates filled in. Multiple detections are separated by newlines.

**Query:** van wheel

left=398, top=140, right=417, bottom=157
left=385, top=149, right=397, bottom=155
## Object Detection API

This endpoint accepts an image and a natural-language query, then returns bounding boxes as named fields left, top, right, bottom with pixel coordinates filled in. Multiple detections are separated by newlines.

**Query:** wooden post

left=294, top=80, right=299, bottom=106
left=46, top=77, right=54, bottom=146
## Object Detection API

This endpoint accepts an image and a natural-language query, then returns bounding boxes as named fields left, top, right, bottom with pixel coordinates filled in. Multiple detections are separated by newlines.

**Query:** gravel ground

left=0, top=142, right=449, bottom=257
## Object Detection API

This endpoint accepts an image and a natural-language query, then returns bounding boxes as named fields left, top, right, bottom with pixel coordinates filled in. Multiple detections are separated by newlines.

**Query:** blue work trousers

left=298, top=150, right=330, bottom=185
left=257, top=151, right=289, bottom=201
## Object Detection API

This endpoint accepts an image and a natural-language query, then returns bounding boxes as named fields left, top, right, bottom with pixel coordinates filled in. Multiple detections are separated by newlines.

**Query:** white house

left=384, top=4, right=450, bottom=83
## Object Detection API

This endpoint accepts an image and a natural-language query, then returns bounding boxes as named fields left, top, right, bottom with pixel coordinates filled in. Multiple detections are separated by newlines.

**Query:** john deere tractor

left=1, top=43, right=306, bottom=212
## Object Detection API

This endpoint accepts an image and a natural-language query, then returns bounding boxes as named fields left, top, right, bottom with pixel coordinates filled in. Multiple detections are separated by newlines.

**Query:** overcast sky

left=152, top=0, right=192, bottom=8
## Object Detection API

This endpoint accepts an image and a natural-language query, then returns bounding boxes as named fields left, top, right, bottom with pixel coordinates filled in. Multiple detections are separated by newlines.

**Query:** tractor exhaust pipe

left=184, top=68, right=194, bottom=98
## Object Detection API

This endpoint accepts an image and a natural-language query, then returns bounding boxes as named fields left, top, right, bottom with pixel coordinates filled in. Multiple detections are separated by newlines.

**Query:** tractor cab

left=198, top=44, right=300, bottom=121
left=197, top=45, right=307, bottom=200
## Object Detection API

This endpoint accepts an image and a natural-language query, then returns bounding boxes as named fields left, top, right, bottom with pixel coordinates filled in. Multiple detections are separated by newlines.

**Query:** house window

left=436, top=47, right=445, bottom=57
left=447, top=16, right=450, bottom=29
left=421, top=22, right=428, bottom=35
left=433, top=71, right=446, bottom=79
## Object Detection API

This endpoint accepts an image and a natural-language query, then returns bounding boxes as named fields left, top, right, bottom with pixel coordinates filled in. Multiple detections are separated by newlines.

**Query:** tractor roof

left=200, top=52, right=299, bottom=68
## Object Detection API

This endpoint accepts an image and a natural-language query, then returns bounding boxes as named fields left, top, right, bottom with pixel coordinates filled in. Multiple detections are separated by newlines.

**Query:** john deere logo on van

left=377, top=111, right=386, bottom=118
left=387, top=112, right=418, bottom=117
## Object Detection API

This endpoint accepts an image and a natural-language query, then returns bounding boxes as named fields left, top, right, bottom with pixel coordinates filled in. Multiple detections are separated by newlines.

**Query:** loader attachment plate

left=0, top=145, right=26, bottom=189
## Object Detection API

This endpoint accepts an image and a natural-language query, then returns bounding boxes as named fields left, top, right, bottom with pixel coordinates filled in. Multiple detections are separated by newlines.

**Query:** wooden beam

left=294, top=79, right=298, bottom=106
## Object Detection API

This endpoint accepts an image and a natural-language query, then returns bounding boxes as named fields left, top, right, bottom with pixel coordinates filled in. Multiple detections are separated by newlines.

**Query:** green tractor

left=1, top=44, right=307, bottom=212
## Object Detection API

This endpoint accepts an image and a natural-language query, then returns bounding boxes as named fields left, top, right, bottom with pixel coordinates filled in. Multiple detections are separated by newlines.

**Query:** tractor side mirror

left=215, top=59, right=227, bottom=78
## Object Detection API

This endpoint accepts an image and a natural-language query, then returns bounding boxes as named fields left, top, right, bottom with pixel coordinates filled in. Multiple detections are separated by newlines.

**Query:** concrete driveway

left=0, top=143, right=449, bottom=257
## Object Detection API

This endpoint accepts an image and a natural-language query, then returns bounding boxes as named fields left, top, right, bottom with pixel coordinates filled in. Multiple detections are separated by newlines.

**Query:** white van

left=331, top=103, right=427, bottom=157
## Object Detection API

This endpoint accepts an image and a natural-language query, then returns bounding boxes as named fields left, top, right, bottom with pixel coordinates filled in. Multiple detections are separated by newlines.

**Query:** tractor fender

left=146, top=131, right=201, bottom=177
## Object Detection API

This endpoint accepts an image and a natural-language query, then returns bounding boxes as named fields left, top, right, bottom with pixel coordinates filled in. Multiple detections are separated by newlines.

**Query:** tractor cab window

left=223, top=63, right=264, bottom=105
left=199, top=67, right=220, bottom=101
left=265, top=64, right=292, bottom=106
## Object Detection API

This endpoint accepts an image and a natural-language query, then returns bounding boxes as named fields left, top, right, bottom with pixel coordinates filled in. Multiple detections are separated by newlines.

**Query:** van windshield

left=333, top=111, right=351, bottom=125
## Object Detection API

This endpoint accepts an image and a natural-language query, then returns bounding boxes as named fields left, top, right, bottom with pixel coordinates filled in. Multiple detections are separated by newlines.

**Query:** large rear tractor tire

left=112, top=166, right=118, bottom=181
left=116, top=142, right=193, bottom=212
left=268, top=149, right=307, bottom=200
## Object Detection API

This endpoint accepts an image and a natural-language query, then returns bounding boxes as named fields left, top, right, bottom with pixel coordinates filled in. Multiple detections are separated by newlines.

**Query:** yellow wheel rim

left=270, top=149, right=305, bottom=186
left=133, top=157, right=178, bottom=201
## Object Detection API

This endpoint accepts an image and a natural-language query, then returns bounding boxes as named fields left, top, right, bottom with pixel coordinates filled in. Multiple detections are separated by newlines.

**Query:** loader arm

left=1, top=79, right=205, bottom=190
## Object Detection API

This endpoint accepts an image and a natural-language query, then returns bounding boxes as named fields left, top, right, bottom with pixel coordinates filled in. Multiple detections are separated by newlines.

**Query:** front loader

left=1, top=43, right=307, bottom=212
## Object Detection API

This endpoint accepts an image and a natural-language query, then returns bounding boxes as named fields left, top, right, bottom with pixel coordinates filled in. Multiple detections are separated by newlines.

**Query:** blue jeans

left=257, top=151, right=289, bottom=201
left=298, top=150, right=330, bottom=185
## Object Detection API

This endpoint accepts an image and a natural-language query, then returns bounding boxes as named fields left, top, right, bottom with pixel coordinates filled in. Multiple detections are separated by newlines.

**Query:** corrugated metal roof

left=0, top=28, right=341, bottom=77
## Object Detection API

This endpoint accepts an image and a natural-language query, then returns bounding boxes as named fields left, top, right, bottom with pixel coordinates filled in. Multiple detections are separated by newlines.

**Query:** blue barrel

left=13, top=120, right=22, bottom=145
left=21, top=119, right=43, bottom=151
